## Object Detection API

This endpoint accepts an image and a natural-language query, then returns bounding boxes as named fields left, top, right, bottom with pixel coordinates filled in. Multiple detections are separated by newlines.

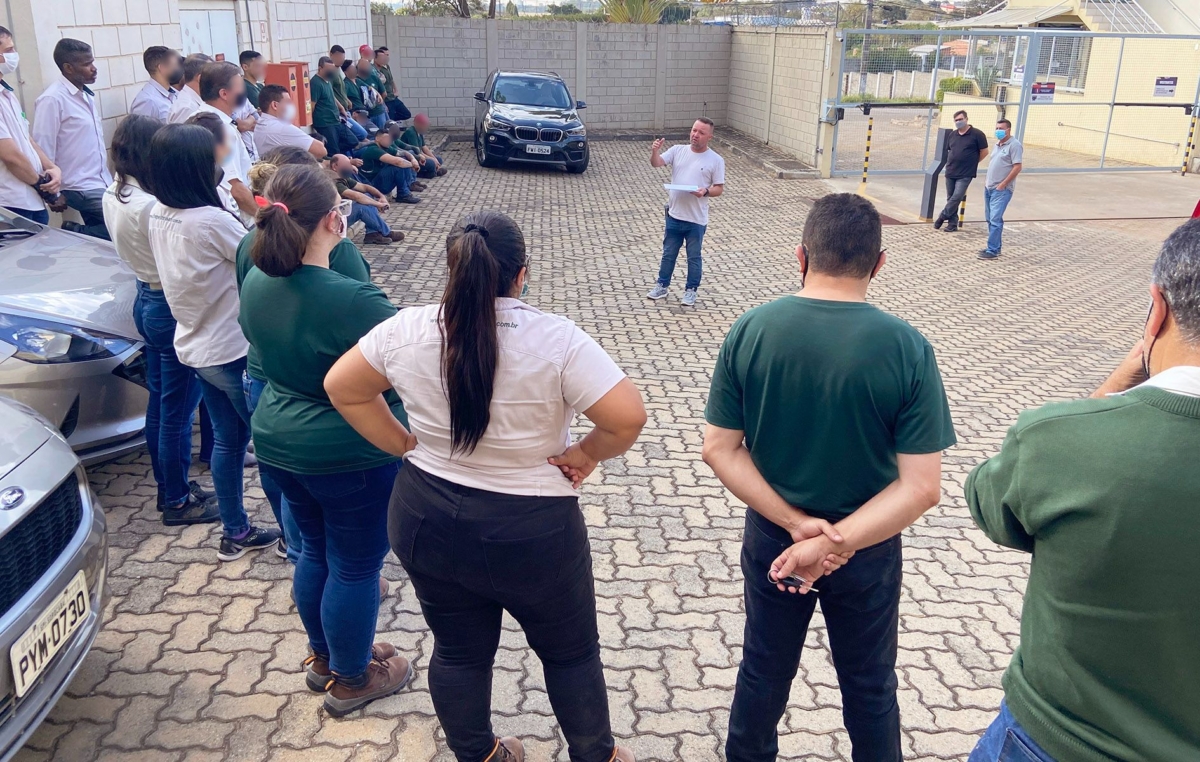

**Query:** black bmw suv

left=473, top=71, right=589, bottom=174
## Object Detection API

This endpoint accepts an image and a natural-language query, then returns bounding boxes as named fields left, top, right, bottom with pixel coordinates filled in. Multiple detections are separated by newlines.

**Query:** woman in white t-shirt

left=325, top=211, right=646, bottom=762
left=146, top=123, right=281, bottom=563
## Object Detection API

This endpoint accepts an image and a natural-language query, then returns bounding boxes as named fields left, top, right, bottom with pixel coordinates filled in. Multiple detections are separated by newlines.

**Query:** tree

left=410, top=0, right=477, bottom=16
left=548, top=2, right=582, bottom=14
left=505, top=0, right=519, bottom=15
left=370, top=1, right=397, bottom=14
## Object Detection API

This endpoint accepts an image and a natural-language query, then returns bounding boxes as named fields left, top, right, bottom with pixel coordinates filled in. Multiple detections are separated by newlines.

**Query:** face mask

left=281, top=103, right=297, bottom=123
left=338, top=212, right=349, bottom=239
left=0, top=51, right=18, bottom=75
left=168, top=67, right=184, bottom=86
left=521, top=280, right=529, bottom=298
left=995, top=129, right=1007, bottom=139
left=954, top=119, right=967, bottom=129
left=234, top=92, right=248, bottom=107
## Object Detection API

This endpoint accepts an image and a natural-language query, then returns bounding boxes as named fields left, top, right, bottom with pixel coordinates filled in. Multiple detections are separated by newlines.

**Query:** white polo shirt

left=253, top=112, right=316, bottom=156
left=148, top=203, right=249, bottom=369
left=358, top=298, right=627, bottom=497
left=167, top=85, right=204, bottom=124
left=102, top=178, right=160, bottom=286
left=0, top=80, right=44, bottom=211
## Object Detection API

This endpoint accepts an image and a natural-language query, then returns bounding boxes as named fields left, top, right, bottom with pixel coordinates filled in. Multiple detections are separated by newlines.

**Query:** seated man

left=399, top=113, right=446, bottom=179
left=329, top=153, right=404, bottom=246
left=253, top=84, right=326, bottom=159
left=357, top=130, right=420, bottom=204
left=966, top=218, right=1200, bottom=762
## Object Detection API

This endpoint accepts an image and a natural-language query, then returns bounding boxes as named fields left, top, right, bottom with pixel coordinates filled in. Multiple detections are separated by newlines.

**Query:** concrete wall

left=728, top=27, right=831, bottom=166
left=373, top=16, right=731, bottom=130
left=6, top=0, right=373, bottom=142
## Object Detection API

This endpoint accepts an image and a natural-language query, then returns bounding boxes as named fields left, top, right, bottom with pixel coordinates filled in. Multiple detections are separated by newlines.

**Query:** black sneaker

left=162, top=496, right=220, bottom=526
left=218, top=525, right=281, bottom=561
left=978, top=250, right=1000, bottom=260
left=393, top=194, right=420, bottom=205
left=276, top=534, right=289, bottom=559
left=933, top=215, right=945, bottom=230
left=189, top=480, right=215, bottom=503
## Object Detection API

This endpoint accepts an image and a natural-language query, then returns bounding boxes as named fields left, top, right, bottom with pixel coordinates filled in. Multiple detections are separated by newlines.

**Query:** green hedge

left=935, top=77, right=975, bottom=103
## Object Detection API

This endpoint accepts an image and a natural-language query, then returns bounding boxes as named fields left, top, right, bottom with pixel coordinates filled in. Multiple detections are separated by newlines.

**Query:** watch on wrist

left=701, top=187, right=709, bottom=196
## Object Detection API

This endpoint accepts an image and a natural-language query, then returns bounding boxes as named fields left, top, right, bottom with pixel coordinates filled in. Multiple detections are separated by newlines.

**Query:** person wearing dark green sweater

left=966, top=218, right=1200, bottom=762
left=399, top=113, right=446, bottom=179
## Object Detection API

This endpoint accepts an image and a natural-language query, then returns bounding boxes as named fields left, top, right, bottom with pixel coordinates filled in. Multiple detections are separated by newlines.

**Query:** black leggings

left=390, top=465, right=616, bottom=762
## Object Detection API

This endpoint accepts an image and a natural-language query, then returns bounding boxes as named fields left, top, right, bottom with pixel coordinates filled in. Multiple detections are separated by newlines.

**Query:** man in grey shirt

left=980, top=118, right=1023, bottom=260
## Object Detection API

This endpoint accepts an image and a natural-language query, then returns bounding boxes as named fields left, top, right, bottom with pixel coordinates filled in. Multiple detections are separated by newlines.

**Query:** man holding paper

left=647, top=118, right=725, bottom=307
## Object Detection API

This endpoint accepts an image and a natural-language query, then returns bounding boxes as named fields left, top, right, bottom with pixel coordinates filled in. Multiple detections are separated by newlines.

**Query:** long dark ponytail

left=441, top=211, right=527, bottom=455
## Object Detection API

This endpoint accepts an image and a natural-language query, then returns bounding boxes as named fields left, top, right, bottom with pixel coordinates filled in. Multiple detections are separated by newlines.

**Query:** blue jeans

left=4, top=206, right=49, bottom=224
left=133, top=283, right=203, bottom=507
left=657, top=213, right=705, bottom=291
left=365, top=165, right=414, bottom=198
left=370, top=111, right=387, bottom=129
left=969, top=702, right=1057, bottom=762
left=727, top=510, right=902, bottom=762
left=260, top=461, right=399, bottom=679
left=62, top=188, right=110, bottom=240
left=417, top=154, right=443, bottom=178
left=243, top=373, right=300, bottom=564
left=984, top=186, right=1014, bottom=254
left=348, top=202, right=390, bottom=235
left=195, top=357, right=252, bottom=537
left=345, top=117, right=368, bottom=142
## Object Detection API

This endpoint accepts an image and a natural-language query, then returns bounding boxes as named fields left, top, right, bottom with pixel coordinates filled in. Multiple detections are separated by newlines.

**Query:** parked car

left=0, top=210, right=148, bottom=465
left=0, top=396, right=108, bottom=761
left=474, top=70, right=590, bottom=173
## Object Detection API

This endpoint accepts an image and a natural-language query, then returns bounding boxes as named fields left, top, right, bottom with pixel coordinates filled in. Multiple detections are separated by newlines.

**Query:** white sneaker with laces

left=646, top=284, right=669, bottom=300
left=681, top=289, right=698, bottom=307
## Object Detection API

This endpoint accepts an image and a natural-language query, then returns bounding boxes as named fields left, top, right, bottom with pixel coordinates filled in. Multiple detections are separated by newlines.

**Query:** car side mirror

left=474, top=92, right=487, bottom=102
left=576, top=100, right=587, bottom=109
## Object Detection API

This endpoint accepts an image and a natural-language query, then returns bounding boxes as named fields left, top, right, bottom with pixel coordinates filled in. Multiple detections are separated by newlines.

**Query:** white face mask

left=281, top=103, right=297, bottom=123
left=0, top=51, right=19, bottom=76
left=338, top=212, right=349, bottom=239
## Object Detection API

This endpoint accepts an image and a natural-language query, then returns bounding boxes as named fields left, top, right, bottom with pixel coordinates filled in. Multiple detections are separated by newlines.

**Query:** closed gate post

left=919, top=127, right=952, bottom=222
left=859, top=104, right=874, bottom=193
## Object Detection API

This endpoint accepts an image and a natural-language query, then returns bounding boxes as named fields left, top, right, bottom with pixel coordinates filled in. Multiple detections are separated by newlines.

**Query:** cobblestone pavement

left=14, top=141, right=1180, bottom=762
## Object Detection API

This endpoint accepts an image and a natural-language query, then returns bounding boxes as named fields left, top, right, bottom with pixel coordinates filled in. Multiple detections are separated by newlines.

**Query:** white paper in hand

left=664, top=184, right=702, bottom=193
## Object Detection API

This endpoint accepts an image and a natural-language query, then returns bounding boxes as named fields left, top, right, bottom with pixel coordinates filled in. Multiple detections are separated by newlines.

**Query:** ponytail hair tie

left=271, top=202, right=290, bottom=214
left=464, top=223, right=489, bottom=240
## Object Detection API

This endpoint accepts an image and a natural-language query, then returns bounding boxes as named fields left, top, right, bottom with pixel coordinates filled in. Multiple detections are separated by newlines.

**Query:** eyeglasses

left=332, top=199, right=352, bottom=217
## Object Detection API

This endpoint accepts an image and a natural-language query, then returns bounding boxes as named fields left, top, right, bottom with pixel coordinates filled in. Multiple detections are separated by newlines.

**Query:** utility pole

left=858, top=0, right=873, bottom=95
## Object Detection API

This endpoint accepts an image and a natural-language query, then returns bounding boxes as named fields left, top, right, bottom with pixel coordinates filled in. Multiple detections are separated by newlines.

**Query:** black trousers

left=386, top=98, right=411, bottom=122
left=726, top=509, right=903, bottom=762
left=939, top=176, right=973, bottom=227
left=390, top=465, right=616, bottom=762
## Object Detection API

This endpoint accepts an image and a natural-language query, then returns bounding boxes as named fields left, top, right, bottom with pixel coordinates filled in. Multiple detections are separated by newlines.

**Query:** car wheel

left=565, top=145, right=589, bottom=174
left=475, top=130, right=503, bottom=169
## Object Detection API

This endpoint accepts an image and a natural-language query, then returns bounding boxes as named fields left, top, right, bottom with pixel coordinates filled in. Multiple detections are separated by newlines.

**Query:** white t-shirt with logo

left=357, top=298, right=627, bottom=497
left=662, top=144, right=726, bottom=227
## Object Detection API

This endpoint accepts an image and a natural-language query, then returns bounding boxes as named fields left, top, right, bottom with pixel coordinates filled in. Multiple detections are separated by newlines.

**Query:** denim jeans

left=348, top=202, right=390, bottom=235
left=370, top=111, right=387, bottom=129
left=345, top=116, right=368, bottom=142
left=969, top=701, right=1057, bottom=762
left=260, top=460, right=399, bottom=679
left=314, top=123, right=346, bottom=155
left=392, top=465, right=615, bottom=762
left=385, top=98, right=411, bottom=122
left=417, top=154, right=443, bottom=178
left=984, top=186, right=1014, bottom=254
left=939, top=176, right=973, bottom=227
left=243, top=373, right=300, bottom=564
left=133, top=282, right=203, bottom=507
left=195, top=357, right=252, bottom=537
left=657, top=213, right=706, bottom=291
left=726, top=510, right=902, bottom=762
left=4, top=206, right=49, bottom=224
left=365, top=165, right=414, bottom=198
left=62, top=188, right=110, bottom=240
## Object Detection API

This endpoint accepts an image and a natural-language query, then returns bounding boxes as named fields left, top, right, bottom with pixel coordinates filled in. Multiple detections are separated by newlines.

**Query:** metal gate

left=829, top=28, right=1200, bottom=177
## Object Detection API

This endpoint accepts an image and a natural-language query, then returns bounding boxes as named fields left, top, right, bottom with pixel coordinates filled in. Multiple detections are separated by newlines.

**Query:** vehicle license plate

left=525, top=144, right=552, bottom=155
left=10, top=571, right=90, bottom=697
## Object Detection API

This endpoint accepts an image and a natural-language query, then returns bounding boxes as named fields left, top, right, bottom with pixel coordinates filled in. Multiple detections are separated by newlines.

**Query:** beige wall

left=728, top=27, right=833, bottom=166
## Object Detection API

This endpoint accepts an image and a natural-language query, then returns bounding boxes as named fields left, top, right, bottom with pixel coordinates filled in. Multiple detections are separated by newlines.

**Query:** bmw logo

left=0, top=487, right=25, bottom=511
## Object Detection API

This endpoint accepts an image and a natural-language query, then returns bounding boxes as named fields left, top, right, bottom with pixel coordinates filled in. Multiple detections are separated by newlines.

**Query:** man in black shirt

left=935, top=109, right=989, bottom=232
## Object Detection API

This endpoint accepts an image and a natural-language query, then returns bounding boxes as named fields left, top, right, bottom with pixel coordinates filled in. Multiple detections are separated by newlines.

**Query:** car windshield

left=492, top=76, right=571, bottom=109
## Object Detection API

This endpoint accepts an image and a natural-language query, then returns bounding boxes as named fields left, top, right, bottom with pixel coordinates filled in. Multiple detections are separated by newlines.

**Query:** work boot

left=363, top=232, right=390, bottom=245
left=388, top=231, right=406, bottom=243
left=304, top=642, right=398, bottom=692
left=323, top=652, right=414, bottom=716
left=933, top=215, right=945, bottom=230
left=409, top=181, right=428, bottom=192
left=487, top=737, right=524, bottom=762
left=436, top=167, right=448, bottom=177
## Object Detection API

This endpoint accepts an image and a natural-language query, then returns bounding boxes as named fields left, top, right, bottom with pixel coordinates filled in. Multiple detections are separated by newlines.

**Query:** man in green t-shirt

left=329, top=45, right=370, bottom=146
left=309, top=56, right=348, bottom=154
left=965, top=221, right=1200, bottom=762
left=356, top=132, right=420, bottom=204
left=372, top=47, right=411, bottom=122
left=355, top=58, right=388, bottom=129
left=329, top=153, right=405, bottom=245
left=399, top=113, right=446, bottom=179
left=704, top=193, right=955, bottom=762
left=239, top=49, right=264, bottom=107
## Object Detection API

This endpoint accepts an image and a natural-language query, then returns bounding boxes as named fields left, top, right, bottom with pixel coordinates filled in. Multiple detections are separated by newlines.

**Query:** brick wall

left=373, top=16, right=731, bottom=131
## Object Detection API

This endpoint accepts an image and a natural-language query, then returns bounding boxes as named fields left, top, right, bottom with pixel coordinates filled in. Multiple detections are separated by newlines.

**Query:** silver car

left=0, top=397, right=108, bottom=761
left=0, top=210, right=147, bottom=465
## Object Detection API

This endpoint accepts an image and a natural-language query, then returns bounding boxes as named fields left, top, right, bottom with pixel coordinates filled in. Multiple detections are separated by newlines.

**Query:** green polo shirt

left=308, top=73, right=340, bottom=127
left=360, top=70, right=387, bottom=118
left=398, top=126, right=425, bottom=154
left=706, top=296, right=956, bottom=520
left=343, top=75, right=367, bottom=113
left=239, top=264, right=407, bottom=475
left=243, top=78, right=262, bottom=108
left=330, top=68, right=350, bottom=111
left=358, top=143, right=397, bottom=179
left=375, top=62, right=398, bottom=100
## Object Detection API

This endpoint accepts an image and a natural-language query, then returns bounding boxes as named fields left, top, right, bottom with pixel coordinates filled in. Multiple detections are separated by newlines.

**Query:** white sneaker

left=646, top=284, right=669, bottom=300
left=681, top=289, right=698, bottom=307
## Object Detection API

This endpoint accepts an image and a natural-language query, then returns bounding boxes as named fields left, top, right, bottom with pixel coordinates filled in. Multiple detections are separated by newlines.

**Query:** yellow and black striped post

left=1182, top=112, right=1198, bottom=175
left=958, top=198, right=966, bottom=228
left=857, top=115, right=874, bottom=194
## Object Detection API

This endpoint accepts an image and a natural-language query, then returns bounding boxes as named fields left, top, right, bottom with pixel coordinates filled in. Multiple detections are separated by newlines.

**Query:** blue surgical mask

left=995, top=129, right=1007, bottom=139
left=520, top=280, right=529, bottom=298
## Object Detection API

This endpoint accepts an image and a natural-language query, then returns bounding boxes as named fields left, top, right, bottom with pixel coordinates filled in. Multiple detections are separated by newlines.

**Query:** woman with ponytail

left=325, top=211, right=646, bottom=762
left=237, top=163, right=413, bottom=718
